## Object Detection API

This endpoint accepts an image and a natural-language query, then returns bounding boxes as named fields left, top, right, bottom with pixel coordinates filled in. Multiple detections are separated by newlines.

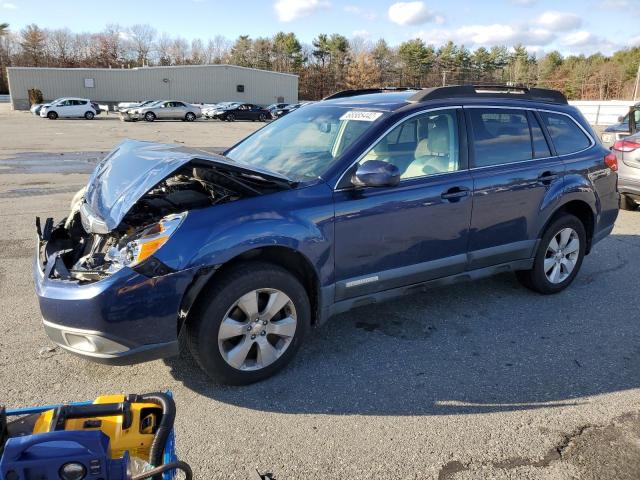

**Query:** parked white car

left=40, top=98, right=97, bottom=120
left=203, top=102, right=241, bottom=119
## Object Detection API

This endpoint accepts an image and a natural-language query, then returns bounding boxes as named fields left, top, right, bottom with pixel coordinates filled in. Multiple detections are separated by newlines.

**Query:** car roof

left=319, top=91, right=415, bottom=111
left=319, top=85, right=569, bottom=112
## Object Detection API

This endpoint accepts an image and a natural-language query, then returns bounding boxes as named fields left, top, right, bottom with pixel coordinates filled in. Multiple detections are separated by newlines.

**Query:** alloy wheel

left=217, top=288, right=297, bottom=371
left=544, top=227, right=580, bottom=284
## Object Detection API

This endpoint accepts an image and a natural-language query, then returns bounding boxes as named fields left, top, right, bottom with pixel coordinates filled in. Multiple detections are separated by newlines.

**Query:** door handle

left=441, top=186, right=470, bottom=201
left=538, top=171, right=559, bottom=184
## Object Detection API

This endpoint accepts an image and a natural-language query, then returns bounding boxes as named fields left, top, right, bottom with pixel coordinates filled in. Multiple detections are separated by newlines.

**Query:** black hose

left=138, top=392, right=177, bottom=480
left=130, top=460, right=193, bottom=480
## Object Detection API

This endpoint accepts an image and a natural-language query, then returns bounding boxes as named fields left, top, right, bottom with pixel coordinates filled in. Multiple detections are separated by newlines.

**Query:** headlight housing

left=106, top=212, right=186, bottom=272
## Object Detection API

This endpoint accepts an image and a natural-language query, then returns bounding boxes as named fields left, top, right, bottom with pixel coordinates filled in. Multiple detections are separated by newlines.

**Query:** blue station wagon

left=34, top=85, right=619, bottom=384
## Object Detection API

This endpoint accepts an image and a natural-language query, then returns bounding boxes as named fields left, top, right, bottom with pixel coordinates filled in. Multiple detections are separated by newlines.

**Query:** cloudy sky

left=1, top=0, right=639, bottom=55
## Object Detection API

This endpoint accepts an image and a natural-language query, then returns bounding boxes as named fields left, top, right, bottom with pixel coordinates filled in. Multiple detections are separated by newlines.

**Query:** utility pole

left=634, top=63, right=640, bottom=101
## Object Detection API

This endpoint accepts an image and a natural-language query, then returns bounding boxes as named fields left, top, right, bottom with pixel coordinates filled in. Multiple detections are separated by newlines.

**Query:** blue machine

left=1, top=430, right=128, bottom=480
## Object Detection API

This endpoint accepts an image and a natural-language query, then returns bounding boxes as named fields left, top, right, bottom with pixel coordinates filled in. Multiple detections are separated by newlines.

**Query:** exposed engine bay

left=38, top=160, right=289, bottom=283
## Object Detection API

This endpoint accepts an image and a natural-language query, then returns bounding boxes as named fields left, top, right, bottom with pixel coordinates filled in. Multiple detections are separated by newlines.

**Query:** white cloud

left=274, top=0, right=330, bottom=22
left=509, top=0, right=537, bottom=5
left=344, top=5, right=376, bottom=20
left=388, top=1, right=440, bottom=26
left=118, top=31, right=134, bottom=42
left=599, top=0, right=630, bottom=7
left=556, top=30, right=619, bottom=55
left=2, top=2, right=17, bottom=9
left=561, top=30, right=593, bottom=47
left=352, top=29, right=371, bottom=39
left=628, top=35, right=640, bottom=47
left=535, top=11, right=582, bottom=31
left=418, top=24, right=555, bottom=48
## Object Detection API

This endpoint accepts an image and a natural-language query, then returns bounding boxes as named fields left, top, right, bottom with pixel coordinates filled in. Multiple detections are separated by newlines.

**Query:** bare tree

left=206, top=35, right=231, bottom=64
left=169, top=37, right=189, bottom=65
left=155, top=33, right=172, bottom=65
left=129, top=24, right=156, bottom=66
left=49, top=28, right=74, bottom=65
left=94, top=24, right=125, bottom=67
left=190, top=38, right=205, bottom=64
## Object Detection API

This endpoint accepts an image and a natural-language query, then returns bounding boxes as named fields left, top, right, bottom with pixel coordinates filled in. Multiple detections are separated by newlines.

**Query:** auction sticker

left=340, top=111, right=383, bottom=122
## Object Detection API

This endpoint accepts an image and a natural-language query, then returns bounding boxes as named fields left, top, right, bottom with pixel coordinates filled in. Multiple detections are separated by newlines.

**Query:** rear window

left=469, top=109, right=533, bottom=167
left=540, top=112, right=591, bottom=155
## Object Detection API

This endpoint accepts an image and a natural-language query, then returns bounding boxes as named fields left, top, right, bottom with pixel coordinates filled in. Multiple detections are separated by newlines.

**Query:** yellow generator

left=32, top=394, right=162, bottom=460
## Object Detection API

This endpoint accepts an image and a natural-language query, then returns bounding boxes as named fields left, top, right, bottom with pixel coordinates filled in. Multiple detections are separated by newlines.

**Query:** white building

left=7, top=64, right=298, bottom=110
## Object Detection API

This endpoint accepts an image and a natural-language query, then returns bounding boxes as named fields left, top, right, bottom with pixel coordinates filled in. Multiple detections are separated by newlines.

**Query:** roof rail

left=408, top=85, right=568, bottom=104
left=323, top=87, right=419, bottom=100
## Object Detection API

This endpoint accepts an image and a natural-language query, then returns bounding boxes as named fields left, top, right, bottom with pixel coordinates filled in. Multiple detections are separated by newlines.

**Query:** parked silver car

left=612, top=132, right=640, bottom=210
left=122, top=100, right=202, bottom=122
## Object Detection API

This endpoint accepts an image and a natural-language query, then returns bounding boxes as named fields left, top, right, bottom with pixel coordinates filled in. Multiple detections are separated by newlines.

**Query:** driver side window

left=359, top=109, right=460, bottom=179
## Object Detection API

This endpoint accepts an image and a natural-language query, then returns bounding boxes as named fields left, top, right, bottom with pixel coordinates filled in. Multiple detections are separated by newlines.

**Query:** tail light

left=604, top=153, right=618, bottom=171
left=612, top=140, right=640, bottom=152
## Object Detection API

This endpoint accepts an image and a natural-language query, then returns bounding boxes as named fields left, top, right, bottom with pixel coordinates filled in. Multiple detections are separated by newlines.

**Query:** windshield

left=225, top=104, right=387, bottom=180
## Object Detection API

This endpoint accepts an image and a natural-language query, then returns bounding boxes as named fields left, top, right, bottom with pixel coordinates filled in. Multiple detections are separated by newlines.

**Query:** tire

left=84, top=111, right=94, bottom=120
left=258, top=113, right=267, bottom=122
left=516, top=214, right=586, bottom=294
left=47, top=111, right=58, bottom=120
left=144, top=112, right=156, bottom=122
left=187, top=262, right=310, bottom=385
left=185, top=112, right=196, bottom=122
left=225, top=113, right=235, bottom=122
left=620, top=194, right=637, bottom=211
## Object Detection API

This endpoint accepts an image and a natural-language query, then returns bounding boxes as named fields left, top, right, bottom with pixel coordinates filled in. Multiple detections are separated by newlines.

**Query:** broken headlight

left=106, top=212, right=186, bottom=272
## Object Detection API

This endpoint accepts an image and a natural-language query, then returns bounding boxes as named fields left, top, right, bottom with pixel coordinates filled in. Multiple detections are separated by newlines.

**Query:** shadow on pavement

left=165, top=232, right=640, bottom=416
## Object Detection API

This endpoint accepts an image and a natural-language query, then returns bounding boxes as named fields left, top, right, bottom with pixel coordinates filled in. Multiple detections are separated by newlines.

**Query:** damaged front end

left=36, top=140, right=292, bottom=284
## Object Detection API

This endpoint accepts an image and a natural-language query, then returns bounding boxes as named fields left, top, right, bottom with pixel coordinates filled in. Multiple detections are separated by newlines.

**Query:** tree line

left=1, top=23, right=639, bottom=101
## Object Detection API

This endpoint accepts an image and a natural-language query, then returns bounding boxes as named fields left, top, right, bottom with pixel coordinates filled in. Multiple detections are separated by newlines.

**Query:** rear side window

left=469, top=109, right=533, bottom=167
left=539, top=112, right=591, bottom=155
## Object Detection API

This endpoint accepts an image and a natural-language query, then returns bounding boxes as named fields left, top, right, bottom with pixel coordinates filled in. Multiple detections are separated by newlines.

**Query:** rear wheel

left=47, top=111, right=58, bottom=120
left=516, top=214, right=586, bottom=294
left=187, top=262, right=310, bottom=385
left=620, top=194, right=637, bottom=211
left=144, top=112, right=156, bottom=122
left=84, top=111, right=94, bottom=120
left=185, top=112, right=196, bottom=122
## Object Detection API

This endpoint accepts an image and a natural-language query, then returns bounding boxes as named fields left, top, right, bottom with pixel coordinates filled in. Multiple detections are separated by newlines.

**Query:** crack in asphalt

left=437, top=423, right=599, bottom=479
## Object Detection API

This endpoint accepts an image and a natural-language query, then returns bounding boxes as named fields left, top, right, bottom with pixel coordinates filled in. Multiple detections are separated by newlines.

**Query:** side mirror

left=352, top=160, right=401, bottom=188
left=618, top=115, right=625, bottom=122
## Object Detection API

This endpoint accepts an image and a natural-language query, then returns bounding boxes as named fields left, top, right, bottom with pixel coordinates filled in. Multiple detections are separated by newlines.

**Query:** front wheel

left=185, top=112, right=196, bottom=122
left=258, top=113, right=267, bottom=122
left=516, top=214, right=586, bottom=294
left=47, top=111, right=58, bottom=120
left=84, top=111, right=94, bottom=120
left=144, top=112, right=156, bottom=122
left=186, top=262, right=310, bottom=385
left=225, top=113, right=235, bottom=122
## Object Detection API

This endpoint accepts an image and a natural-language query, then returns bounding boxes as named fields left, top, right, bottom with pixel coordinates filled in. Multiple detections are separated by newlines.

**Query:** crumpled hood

left=80, top=139, right=290, bottom=234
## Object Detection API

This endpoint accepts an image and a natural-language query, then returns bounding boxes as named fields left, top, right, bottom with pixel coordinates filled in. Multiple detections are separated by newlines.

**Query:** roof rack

left=323, top=87, right=419, bottom=100
left=408, top=84, right=567, bottom=104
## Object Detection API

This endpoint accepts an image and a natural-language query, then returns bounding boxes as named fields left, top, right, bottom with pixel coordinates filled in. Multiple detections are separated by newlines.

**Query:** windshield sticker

left=340, top=111, right=383, bottom=122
